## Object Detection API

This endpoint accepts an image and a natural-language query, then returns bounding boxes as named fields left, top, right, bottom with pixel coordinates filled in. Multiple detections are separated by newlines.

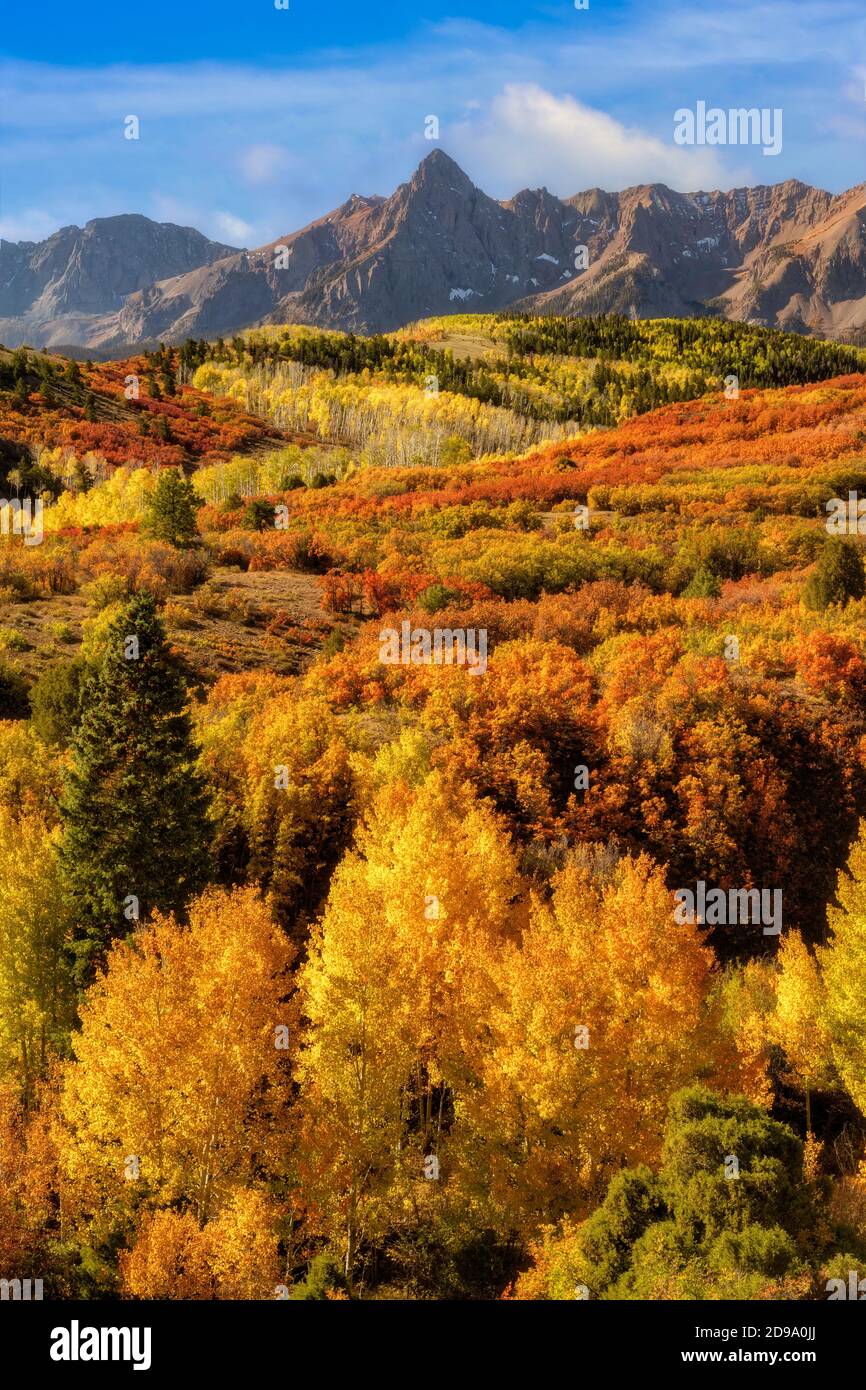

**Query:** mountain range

left=2, top=149, right=865, bottom=351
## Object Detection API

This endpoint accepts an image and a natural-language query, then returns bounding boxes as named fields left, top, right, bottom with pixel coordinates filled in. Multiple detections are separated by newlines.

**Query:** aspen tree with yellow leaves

left=120, top=1190, right=283, bottom=1299
left=819, top=824, right=866, bottom=1120
left=0, top=809, right=74, bottom=1101
left=773, top=932, right=835, bottom=1131
left=242, top=694, right=355, bottom=930
left=297, top=771, right=521, bottom=1287
left=472, top=851, right=715, bottom=1234
left=59, top=886, right=295, bottom=1241
left=191, top=360, right=569, bottom=465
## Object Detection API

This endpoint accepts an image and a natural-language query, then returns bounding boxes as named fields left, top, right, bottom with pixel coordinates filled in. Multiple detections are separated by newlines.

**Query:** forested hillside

left=2, top=317, right=866, bottom=1300
left=186, top=313, right=866, bottom=436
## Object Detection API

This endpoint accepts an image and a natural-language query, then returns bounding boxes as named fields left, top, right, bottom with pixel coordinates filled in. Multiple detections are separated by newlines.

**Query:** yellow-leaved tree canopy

left=819, top=823, right=866, bottom=1120
left=0, top=807, right=74, bottom=1101
left=59, top=885, right=296, bottom=1242
left=471, top=848, right=716, bottom=1234
left=297, top=769, right=522, bottom=1287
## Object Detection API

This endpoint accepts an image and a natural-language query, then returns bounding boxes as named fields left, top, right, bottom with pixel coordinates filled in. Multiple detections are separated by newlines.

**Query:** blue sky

left=1, top=0, right=864, bottom=247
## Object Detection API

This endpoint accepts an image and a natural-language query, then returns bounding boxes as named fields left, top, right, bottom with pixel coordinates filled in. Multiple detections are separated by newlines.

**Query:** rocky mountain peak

left=2, top=153, right=865, bottom=349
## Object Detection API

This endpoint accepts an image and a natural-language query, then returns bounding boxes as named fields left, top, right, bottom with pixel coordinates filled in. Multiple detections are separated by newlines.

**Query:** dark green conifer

left=144, top=467, right=199, bottom=546
left=61, top=592, right=210, bottom=983
left=803, top=538, right=865, bottom=611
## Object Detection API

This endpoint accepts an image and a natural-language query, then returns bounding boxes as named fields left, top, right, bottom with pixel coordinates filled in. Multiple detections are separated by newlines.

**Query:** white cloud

left=212, top=211, right=254, bottom=244
left=146, top=194, right=258, bottom=246
left=449, top=84, right=734, bottom=195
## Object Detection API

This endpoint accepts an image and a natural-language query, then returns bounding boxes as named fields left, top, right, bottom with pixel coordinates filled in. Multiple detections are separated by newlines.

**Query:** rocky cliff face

left=2, top=152, right=865, bottom=349
left=527, top=179, right=866, bottom=339
left=0, top=215, right=239, bottom=348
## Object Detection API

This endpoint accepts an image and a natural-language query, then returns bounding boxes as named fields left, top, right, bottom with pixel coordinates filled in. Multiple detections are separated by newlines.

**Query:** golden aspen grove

left=3, top=311, right=866, bottom=1315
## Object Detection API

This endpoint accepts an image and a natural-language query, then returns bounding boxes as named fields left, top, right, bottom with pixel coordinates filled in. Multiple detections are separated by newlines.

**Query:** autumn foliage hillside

left=0, top=343, right=292, bottom=478
left=3, top=326, right=866, bottom=1301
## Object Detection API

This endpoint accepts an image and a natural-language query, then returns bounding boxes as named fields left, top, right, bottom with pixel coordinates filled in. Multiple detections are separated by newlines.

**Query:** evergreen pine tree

left=60, top=592, right=210, bottom=983
left=144, top=467, right=199, bottom=546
